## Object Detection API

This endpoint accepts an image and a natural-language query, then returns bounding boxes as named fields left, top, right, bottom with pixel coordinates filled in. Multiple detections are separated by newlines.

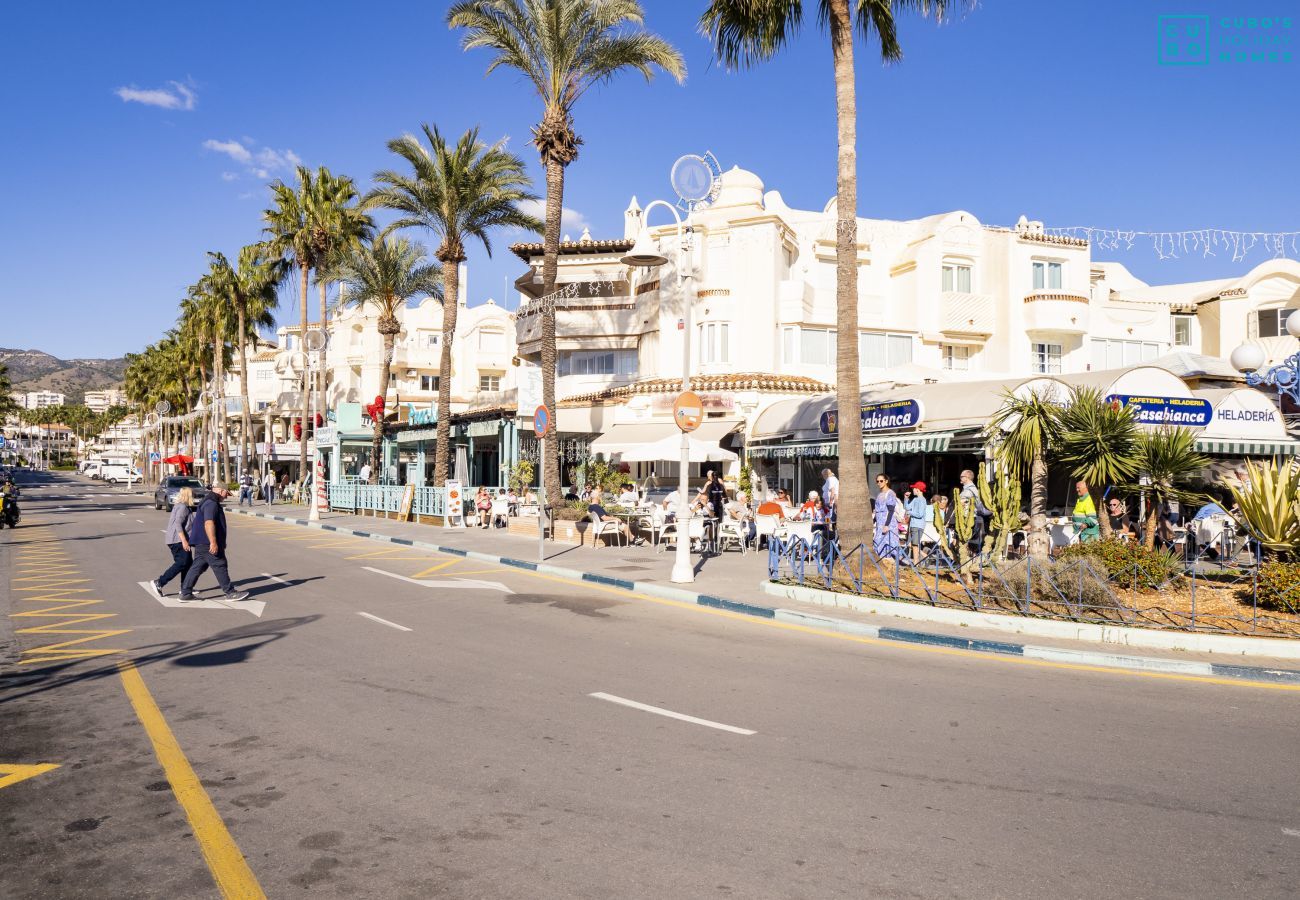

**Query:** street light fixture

left=621, top=199, right=695, bottom=584
left=1231, top=314, right=1300, bottom=405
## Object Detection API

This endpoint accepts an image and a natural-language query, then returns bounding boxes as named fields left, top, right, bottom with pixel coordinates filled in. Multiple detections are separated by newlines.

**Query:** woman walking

left=872, top=473, right=902, bottom=561
left=151, top=487, right=195, bottom=597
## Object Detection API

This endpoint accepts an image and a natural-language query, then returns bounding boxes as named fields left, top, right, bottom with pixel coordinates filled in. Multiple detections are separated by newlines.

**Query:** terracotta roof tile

left=510, top=237, right=634, bottom=263
left=559, top=373, right=833, bottom=407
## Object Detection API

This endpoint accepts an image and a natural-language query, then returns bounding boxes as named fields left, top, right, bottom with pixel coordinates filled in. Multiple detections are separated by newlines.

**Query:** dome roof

left=712, top=165, right=764, bottom=210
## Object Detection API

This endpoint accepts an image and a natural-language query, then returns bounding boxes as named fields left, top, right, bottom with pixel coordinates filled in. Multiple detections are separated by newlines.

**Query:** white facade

left=84, top=389, right=127, bottom=413
left=18, top=390, right=66, bottom=409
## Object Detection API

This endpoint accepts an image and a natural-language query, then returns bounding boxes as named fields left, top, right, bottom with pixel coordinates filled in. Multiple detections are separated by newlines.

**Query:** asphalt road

left=2, top=471, right=1299, bottom=899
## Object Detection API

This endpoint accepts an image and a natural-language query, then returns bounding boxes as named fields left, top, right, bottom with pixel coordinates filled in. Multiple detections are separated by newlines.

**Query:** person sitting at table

left=1106, top=497, right=1136, bottom=540
left=725, top=491, right=757, bottom=548
left=587, top=486, right=643, bottom=546
left=661, top=489, right=683, bottom=523
left=506, top=487, right=520, bottom=516
left=563, top=486, right=579, bottom=502
left=617, top=482, right=638, bottom=506
left=523, top=487, right=537, bottom=506
left=756, top=494, right=786, bottom=519
left=474, top=487, right=492, bottom=528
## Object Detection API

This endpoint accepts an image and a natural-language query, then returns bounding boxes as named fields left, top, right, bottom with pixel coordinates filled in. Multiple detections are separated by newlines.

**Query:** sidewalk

left=236, top=501, right=1300, bottom=684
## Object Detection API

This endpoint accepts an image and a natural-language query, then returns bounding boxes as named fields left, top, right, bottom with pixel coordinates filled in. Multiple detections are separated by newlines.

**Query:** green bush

left=1058, top=539, right=1183, bottom=591
left=1256, top=560, right=1300, bottom=614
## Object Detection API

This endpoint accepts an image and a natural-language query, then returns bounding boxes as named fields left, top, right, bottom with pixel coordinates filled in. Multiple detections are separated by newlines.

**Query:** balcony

left=1022, top=292, right=1091, bottom=335
left=940, top=291, right=994, bottom=336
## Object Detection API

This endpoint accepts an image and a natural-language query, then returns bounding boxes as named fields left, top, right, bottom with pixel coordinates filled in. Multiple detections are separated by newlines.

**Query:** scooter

left=0, top=495, right=19, bottom=529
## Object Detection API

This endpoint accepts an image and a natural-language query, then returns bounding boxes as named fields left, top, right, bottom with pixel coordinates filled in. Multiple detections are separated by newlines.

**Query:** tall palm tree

left=1133, top=427, right=1209, bottom=551
left=985, top=388, right=1060, bottom=559
left=0, top=364, right=18, bottom=419
left=366, top=124, right=540, bottom=488
left=206, top=244, right=285, bottom=473
left=1055, top=386, right=1141, bottom=540
left=307, top=169, right=373, bottom=421
left=334, top=237, right=443, bottom=483
left=448, top=0, right=685, bottom=507
left=264, top=166, right=320, bottom=483
left=701, top=0, right=954, bottom=550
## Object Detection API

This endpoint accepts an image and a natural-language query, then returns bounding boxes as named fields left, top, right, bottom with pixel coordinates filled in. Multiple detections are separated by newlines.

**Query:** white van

left=100, top=463, right=140, bottom=485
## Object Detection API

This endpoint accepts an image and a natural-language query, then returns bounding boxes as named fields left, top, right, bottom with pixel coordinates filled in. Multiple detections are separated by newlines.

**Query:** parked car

left=100, top=463, right=140, bottom=485
left=154, top=476, right=206, bottom=511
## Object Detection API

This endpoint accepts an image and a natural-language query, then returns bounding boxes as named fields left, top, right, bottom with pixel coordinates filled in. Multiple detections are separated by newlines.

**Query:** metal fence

left=326, top=483, right=488, bottom=519
left=767, top=527, right=1300, bottom=639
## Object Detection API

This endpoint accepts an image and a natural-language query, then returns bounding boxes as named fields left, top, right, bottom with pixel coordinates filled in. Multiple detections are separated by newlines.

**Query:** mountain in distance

left=1, top=348, right=128, bottom=405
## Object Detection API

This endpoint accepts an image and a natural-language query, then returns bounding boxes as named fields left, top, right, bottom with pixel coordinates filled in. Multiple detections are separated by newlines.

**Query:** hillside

left=1, top=348, right=128, bottom=405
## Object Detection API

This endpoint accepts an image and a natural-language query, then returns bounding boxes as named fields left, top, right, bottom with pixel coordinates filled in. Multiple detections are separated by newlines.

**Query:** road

left=2, top=471, right=1298, bottom=899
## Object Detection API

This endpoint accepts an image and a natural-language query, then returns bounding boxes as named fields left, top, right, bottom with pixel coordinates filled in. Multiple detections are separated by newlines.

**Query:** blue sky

left=2, top=1, right=1295, bottom=359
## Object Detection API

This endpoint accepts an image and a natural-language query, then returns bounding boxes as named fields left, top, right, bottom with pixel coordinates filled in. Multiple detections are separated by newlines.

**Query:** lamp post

left=621, top=200, right=695, bottom=583
left=1230, top=313, right=1300, bottom=404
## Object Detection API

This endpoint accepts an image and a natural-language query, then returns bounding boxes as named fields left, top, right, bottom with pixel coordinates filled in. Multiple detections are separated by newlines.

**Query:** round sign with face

left=673, top=391, right=704, bottom=433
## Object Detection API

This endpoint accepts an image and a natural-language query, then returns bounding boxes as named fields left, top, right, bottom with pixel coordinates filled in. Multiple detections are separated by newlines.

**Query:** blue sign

left=820, top=399, right=925, bottom=436
left=1105, top=394, right=1213, bottom=427
left=406, top=403, right=436, bottom=427
left=533, top=404, right=552, bottom=438
left=149, top=452, right=161, bottom=462
left=0, top=435, right=6, bottom=448
left=210, top=450, right=219, bottom=462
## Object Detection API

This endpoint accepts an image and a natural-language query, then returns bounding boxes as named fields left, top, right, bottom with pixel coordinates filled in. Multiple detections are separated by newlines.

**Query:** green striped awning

left=1194, top=437, right=1300, bottom=457
left=749, top=432, right=953, bottom=459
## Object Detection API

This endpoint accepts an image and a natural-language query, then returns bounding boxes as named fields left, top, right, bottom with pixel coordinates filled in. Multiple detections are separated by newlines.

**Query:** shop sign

left=652, top=393, right=734, bottom=414
left=406, top=404, right=436, bottom=427
left=820, top=399, right=924, bottom=435
left=1105, top=395, right=1212, bottom=427
left=314, top=426, right=338, bottom=445
left=467, top=420, right=499, bottom=438
left=1205, top=390, right=1284, bottom=439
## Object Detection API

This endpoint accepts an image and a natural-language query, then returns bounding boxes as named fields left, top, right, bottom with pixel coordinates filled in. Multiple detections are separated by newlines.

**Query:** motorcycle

left=0, top=494, right=19, bottom=529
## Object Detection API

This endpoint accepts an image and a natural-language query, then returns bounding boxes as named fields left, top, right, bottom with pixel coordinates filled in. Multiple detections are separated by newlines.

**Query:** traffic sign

left=672, top=391, right=703, bottom=433
left=533, top=404, right=552, bottom=439
left=0, top=435, right=6, bottom=449
left=149, top=452, right=161, bottom=463
left=210, top=450, right=218, bottom=463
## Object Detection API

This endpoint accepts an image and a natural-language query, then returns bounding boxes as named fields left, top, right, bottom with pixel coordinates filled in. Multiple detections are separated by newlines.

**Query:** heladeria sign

left=1105, top=394, right=1213, bottom=427
left=820, top=399, right=924, bottom=435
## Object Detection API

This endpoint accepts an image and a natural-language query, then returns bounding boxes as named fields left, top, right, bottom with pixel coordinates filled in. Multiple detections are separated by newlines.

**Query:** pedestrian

left=820, top=468, right=839, bottom=514
left=238, top=470, right=254, bottom=507
left=178, top=482, right=250, bottom=602
left=262, top=469, right=276, bottom=505
left=280, top=471, right=290, bottom=503
left=1072, top=480, right=1099, bottom=543
left=359, top=461, right=372, bottom=483
left=872, top=473, right=901, bottom=560
left=151, top=486, right=195, bottom=597
left=699, top=470, right=727, bottom=526
left=906, top=481, right=929, bottom=562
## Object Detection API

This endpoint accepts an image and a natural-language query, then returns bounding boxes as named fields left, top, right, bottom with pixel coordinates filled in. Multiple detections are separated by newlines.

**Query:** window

left=478, top=374, right=501, bottom=391
left=1032, top=260, right=1063, bottom=290
left=1090, top=339, right=1161, bottom=369
left=257, top=369, right=273, bottom=381
left=558, top=349, right=638, bottom=377
left=859, top=332, right=913, bottom=368
left=1033, top=342, right=1062, bottom=374
left=419, top=375, right=439, bottom=392
left=800, top=328, right=834, bottom=366
left=1256, top=308, right=1296, bottom=338
left=942, top=344, right=971, bottom=371
left=478, top=328, right=505, bottom=352
left=419, top=331, right=439, bottom=349
left=1172, top=314, right=1193, bottom=347
left=698, top=323, right=729, bottom=364
left=942, top=262, right=972, bottom=292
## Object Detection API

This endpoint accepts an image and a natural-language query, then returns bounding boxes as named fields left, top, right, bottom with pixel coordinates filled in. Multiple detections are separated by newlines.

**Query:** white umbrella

left=619, top=434, right=737, bottom=463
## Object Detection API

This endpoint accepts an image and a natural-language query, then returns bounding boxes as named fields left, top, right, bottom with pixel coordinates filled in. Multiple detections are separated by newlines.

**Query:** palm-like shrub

left=1055, top=387, right=1141, bottom=539
left=985, top=387, right=1059, bottom=557
left=1228, top=458, right=1300, bottom=559
left=1132, top=426, right=1210, bottom=550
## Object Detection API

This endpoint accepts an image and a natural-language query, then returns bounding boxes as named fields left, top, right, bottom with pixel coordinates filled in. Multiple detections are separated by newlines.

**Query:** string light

left=1040, top=227, right=1300, bottom=262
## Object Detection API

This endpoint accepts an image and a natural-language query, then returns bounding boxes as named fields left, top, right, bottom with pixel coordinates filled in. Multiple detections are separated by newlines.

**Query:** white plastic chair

left=755, top=513, right=781, bottom=548
left=490, top=499, right=509, bottom=528
left=718, top=519, right=749, bottom=554
left=588, top=511, right=626, bottom=547
left=645, top=506, right=672, bottom=547
left=1048, top=522, right=1076, bottom=553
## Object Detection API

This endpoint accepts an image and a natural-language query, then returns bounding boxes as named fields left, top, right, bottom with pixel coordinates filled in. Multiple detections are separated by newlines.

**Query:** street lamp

left=1230, top=313, right=1300, bottom=404
left=621, top=200, right=695, bottom=584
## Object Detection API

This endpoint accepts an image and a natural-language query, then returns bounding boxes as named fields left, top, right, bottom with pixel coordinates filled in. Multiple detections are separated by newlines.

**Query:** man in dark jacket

left=179, top=483, right=250, bottom=602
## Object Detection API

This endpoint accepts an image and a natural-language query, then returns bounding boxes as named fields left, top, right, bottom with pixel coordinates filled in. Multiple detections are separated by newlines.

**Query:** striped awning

left=750, top=431, right=953, bottom=459
left=395, top=428, right=439, bottom=444
left=1195, top=436, right=1300, bottom=457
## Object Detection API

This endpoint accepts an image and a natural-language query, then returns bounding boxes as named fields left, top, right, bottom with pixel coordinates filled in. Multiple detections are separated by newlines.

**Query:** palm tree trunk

left=238, top=301, right=253, bottom=476
left=198, top=363, right=209, bottom=473
left=1028, top=450, right=1050, bottom=558
left=211, top=336, right=223, bottom=484
left=373, top=333, right=395, bottom=485
left=540, top=157, right=564, bottom=509
left=1093, top=482, right=1113, bottom=539
left=299, top=264, right=310, bottom=487
left=828, top=0, right=869, bottom=552
left=1143, top=500, right=1160, bottom=551
left=318, top=279, right=330, bottom=431
left=433, top=260, right=460, bottom=489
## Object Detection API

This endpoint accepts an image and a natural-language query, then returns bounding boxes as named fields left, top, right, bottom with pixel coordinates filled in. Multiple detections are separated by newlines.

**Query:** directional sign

left=533, top=404, right=552, bottom=439
left=149, top=452, right=161, bottom=463
left=363, top=566, right=515, bottom=595
left=138, top=582, right=266, bottom=617
left=210, top=450, right=219, bottom=463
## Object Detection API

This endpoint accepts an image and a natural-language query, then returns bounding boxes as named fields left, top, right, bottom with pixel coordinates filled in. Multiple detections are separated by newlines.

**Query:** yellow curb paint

left=117, top=661, right=265, bottom=899
left=0, top=763, right=60, bottom=791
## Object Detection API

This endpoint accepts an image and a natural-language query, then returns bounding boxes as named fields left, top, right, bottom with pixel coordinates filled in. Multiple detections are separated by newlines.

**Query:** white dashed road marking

left=358, top=612, right=413, bottom=632
left=589, top=692, right=756, bottom=736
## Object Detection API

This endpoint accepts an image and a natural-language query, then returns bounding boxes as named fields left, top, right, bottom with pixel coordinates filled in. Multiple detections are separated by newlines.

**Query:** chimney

left=624, top=195, right=643, bottom=240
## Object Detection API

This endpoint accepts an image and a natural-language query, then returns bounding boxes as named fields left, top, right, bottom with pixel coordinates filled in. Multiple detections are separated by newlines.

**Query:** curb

left=231, top=508, right=1300, bottom=687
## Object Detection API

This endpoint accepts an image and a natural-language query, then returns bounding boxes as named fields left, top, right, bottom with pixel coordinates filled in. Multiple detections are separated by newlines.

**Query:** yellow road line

left=407, top=559, right=461, bottom=578
left=344, top=547, right=429, bottom=560
left=117, top=661, right=266, bottom=899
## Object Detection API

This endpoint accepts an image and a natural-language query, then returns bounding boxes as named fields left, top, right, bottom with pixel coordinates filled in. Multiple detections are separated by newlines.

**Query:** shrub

left=1256, top=560, right=1300, bottom=614
left=1058, top=539, right=1183, bottom=591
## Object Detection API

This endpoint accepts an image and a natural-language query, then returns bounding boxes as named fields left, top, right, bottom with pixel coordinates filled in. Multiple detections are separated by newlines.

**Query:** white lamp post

left=621, top=200, right=695, bottom=583
left=1231, top=313, right=1300, bottom=404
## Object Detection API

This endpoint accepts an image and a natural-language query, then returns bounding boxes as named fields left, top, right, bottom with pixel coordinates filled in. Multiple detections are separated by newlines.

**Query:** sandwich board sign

left=444, top=479, right=465, bottom=528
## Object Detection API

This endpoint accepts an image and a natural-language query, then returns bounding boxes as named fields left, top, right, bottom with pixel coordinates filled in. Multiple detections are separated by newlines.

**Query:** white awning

left=590, top=418, right=741, bottom=458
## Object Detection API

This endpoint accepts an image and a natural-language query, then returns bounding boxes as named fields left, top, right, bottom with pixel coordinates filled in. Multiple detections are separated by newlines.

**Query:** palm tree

left=206, top=244, right=285, bottom=473
left=307, top=169, right=373, bottom=420
left=1133, top=427, right=1209, bottom=551
left=701, top=0, right=954, bottom=551
left=333, top=237, right=443, bottom=483
left=366, top=124, right=540, bottom=488
left=0, top=364, right=18, bottom=419
left=448, top=0, right=685, bottom=507
left=985, top=388, right=1060, bottom=558
left=1055, top=387, right=1141, bottom=540
left=264, top=166, right=320, bottom=483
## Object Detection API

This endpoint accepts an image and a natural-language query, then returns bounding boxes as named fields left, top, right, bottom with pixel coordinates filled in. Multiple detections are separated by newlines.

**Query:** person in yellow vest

left=1072, top=480, right=1100, bottom=543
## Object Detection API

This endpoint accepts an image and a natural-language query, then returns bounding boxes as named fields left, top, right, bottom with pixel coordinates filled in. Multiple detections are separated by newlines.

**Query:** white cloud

left=115, top=81, right=196, bottom=110
left=519, top=199, right=588, bottom=233
left=203, top=138, right=301, bottom=183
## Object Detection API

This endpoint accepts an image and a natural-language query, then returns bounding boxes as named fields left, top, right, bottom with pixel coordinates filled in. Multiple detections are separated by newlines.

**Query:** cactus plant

left=952, top=486, right=976, bottom=569
left=977, top=462, right=1022, bottom=560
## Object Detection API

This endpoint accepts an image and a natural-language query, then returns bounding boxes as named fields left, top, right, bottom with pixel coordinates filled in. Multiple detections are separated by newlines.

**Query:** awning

left=396, top=428, right=439, bottom=444
left=591, top=419, right=741, bottom=457
left=750, top=432, right=953, bottom=459
left=1194, top=437, right=1300, bottom=457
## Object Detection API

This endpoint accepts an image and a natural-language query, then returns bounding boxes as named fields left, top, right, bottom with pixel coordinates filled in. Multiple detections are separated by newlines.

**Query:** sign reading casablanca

left=820, top=399, right=925, bottom=436
left=1105, top=395, right=1213, bottom=427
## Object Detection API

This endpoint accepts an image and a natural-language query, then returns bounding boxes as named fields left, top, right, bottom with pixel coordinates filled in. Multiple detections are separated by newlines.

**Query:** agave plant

left=1228, top=458, right=1300, bottom=559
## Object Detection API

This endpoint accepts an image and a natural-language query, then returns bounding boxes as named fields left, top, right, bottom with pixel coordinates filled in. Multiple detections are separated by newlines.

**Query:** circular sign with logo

left=672, top=391, right=704, bottom=433
left=533, top=404, right=552, bottom=439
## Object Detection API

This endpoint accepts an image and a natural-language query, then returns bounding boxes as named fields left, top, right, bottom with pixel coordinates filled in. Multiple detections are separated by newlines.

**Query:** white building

left=19, top=390, right=66, bottom=409
left=84, top=389, right=127, bottom=413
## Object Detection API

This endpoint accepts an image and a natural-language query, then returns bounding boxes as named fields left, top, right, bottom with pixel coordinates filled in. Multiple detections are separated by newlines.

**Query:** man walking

left=238, top=470, right=254, bottom=507
left=262, top=469, right=276, bottom=505
left=179, top=482, right=250, bottom=602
